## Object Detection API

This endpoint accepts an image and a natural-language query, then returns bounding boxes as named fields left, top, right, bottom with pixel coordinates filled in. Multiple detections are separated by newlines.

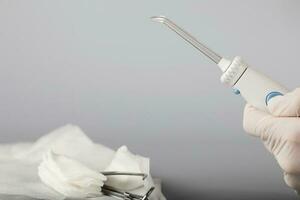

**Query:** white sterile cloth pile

left=0, top=125, right=166, bottom=200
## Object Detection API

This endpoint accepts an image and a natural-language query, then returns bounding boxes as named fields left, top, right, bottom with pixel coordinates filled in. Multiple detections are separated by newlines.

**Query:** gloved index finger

left=243, top=104, right=273, bottom=137
left=244, top=103, right=300, bottom=143
left=267, top=88, right=300, bottom=117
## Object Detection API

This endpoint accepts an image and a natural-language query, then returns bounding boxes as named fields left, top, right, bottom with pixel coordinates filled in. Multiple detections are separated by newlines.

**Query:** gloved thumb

left=267, top=88, right=300, bottom=117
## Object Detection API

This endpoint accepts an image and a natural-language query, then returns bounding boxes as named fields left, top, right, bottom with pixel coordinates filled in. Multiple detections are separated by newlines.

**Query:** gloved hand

left=243, top=88, right=300, bottom=193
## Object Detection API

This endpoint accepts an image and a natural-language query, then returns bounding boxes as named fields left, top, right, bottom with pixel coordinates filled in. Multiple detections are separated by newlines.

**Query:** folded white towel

left=104, top=146, right=149, bottom=191
left=38, top=150, right=107, bottom=198
left=0, top=124, right=166, bottom=200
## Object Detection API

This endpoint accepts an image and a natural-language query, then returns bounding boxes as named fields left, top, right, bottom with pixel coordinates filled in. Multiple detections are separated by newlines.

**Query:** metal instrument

left=151, top=15, right=288, bottom=111
left=101, top=172, right=155, bottom=200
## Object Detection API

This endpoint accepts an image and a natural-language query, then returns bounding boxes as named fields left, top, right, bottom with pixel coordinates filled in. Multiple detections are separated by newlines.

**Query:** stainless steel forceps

left=101, top=172, right=155, bottom=200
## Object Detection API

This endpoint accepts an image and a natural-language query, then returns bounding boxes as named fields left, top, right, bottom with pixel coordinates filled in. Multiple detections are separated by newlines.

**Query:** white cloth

left=38, top=151, right=107, bottom=198
left=0, top=124, right=166, bottom=200
left=104, top=146, right=149, bottom=190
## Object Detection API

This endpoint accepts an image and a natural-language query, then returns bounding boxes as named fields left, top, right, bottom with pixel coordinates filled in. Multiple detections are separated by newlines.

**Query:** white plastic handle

left=234, top=67, right=288, bottom=111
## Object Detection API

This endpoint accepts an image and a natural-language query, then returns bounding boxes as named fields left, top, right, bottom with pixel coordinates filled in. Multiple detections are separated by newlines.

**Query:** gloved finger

left=267, top=88, right=300, bottom=117
left=272, top=141, right=300, bottom=174
left=243, top=104, right=273, bottom=137
left=262, top=140, right=300, bottom=174
left=284, top=172, right=300, bottom=191
left=244, top=104, right=300, bottom=142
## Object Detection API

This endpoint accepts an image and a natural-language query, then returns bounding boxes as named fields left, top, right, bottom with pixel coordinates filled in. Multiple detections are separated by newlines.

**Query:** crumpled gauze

left=104, top=146, right=149, bottom=190
left=0, top=124, right=166, bottom=200
left=38, top=151, right=107, bottom=198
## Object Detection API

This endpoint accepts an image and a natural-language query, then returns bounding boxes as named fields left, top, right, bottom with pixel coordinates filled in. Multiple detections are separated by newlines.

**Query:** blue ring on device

left=265, top=91, right=283, bottom=105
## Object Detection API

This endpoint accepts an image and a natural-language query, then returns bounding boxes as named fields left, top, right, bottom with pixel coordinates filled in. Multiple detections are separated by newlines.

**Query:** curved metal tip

left=150, top=16, right=168, bottom=23
left=150, top=15, right=222, bottom=64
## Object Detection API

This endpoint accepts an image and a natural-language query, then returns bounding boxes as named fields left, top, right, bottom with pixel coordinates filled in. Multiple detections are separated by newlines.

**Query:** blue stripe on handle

left=265, top=91, right=283, bottom=105
left=233, top=88, right=240, bottom=95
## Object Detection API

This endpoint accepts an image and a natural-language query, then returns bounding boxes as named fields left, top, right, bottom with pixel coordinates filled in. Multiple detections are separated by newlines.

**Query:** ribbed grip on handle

left=220, top=57, right=247, bottom=86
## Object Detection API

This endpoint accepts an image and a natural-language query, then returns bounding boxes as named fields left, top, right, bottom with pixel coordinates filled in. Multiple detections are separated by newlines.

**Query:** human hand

left=243, top=88, right=300, bottom=193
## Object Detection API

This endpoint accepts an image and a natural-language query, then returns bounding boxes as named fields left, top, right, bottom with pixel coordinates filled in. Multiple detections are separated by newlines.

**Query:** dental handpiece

left=151, top=16, right=288, bottom=111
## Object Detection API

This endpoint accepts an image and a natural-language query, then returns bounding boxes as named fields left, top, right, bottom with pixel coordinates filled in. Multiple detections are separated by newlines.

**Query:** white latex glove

left=243, top=88, right=300, bottom=193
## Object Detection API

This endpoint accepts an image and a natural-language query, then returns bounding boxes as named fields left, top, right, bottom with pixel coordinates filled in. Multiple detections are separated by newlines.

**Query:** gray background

left=0, top=0, right=300, bottom=199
